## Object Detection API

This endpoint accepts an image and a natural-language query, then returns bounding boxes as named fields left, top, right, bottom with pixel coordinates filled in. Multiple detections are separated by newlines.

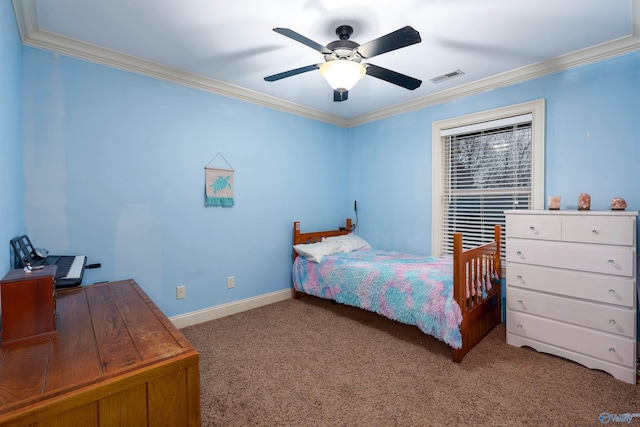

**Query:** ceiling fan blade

left=334, top=90, right=348, bottom=102
left=365, top=63, right=422, bottom=90
left=273, top=28, right=332, bottom=54
left=264, top=64, right=321, bottom=82
left=356, top=26, right=421, bottom=59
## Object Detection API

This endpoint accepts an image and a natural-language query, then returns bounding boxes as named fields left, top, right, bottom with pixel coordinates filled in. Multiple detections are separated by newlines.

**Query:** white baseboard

left=169, top=288, right=292, bottom=329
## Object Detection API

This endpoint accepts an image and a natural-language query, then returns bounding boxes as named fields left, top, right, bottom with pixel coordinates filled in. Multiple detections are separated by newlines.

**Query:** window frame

left=431, top=98, right=546, bottom=257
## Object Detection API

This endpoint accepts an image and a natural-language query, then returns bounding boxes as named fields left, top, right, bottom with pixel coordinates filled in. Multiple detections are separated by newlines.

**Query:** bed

left=292, top=219, right=502, bottom=362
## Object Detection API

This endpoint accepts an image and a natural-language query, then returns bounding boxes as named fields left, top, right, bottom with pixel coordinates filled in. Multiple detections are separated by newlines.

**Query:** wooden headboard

left=293, top=219, right=352, bottom=257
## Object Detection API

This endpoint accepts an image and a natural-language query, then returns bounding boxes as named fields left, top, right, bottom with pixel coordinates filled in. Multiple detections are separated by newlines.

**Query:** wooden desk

left=0, top=279, right=200, bottom=426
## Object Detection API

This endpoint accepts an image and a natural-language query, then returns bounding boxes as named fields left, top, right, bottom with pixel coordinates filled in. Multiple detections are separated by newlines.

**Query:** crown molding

left=11, top=0, right=37, bottom=40
left=348, top=33, right=640, bottom=127
left=350, top=0, right=640, bottom=127
left=11, top=1, right=349, bottom=127
left=12, top=0, right=640, bottom=129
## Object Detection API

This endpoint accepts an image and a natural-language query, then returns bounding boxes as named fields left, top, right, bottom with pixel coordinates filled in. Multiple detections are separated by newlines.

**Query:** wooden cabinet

left=0, top=279, right=201, bottom=426
left=504, top=210, right=637, bottom=384
left=1, top=266, right=58, bottom=347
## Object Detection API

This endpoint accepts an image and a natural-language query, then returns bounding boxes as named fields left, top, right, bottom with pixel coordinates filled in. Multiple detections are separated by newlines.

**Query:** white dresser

left=504, top=210, right=638, bottom=384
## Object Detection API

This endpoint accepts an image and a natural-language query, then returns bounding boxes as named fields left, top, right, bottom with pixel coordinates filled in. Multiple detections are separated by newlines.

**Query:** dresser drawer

left=507, top=310, right=635, bottom=368
left=506, top=239, right=634, bottom=277
left=506, top=263, right=636, bottom=308
left=561, top=216, right=635, bottom=246
left=506, top=214, right=561, bottom=240
left=507, top=288, right=635, bottom=338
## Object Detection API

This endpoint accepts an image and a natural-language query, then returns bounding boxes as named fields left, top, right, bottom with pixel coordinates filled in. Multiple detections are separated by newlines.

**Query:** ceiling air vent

left=429, top=69, right=465, bottom=83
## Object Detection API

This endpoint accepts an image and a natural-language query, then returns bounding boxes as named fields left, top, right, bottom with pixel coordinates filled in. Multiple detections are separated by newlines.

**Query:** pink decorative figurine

left=578, top=193, right=590, bottom=210
left=548, top=195, right=560, bottom=210
left=611, top=197, right=627, bottom=210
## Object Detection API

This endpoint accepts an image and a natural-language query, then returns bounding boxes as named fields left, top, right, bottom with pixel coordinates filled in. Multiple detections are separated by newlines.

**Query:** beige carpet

left=181, top=295, right=639, bottom=427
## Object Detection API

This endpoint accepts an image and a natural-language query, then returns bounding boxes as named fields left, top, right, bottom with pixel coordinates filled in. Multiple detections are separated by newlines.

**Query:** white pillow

left=323, top=233, right=371, bottom=252
left=293, top=240, right=346, bottom=263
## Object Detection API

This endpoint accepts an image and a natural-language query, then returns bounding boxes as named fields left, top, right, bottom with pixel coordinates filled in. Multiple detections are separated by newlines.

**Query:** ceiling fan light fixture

left=319, top=60, right=366, bottom=92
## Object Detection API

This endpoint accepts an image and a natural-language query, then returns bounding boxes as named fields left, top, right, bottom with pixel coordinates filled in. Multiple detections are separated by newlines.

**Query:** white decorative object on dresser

left=504, top=209, right=638, bottom=384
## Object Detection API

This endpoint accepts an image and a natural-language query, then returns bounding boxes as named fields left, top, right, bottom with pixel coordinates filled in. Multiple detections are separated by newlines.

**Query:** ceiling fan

left=264, top=25, right=422, bottom=102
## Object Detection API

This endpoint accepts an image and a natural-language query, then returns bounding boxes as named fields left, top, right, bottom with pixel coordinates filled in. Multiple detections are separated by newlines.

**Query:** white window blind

left=440, top=114, right=533, bottom=258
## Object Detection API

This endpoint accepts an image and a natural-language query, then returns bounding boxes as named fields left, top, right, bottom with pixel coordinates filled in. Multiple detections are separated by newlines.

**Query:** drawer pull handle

left=592, top=229, right=599, bottom=234
left=609, top=319, right=616, bottom=325
left=608, top=289, right=616, bottom=295
left=517, top=299, right=524, bottom=304
left=516, top=275, right=524, bottom=283
left=517, top=324, right=523, bottom=329
left=516, top=251, right=524, bottom=258
left=609, top=348, right=616, bottom=353
left=528, top=226, right=538, bottom=234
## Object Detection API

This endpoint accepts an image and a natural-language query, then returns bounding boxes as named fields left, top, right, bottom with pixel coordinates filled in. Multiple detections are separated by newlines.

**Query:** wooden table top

left=0, top=279, right=199, bottom=417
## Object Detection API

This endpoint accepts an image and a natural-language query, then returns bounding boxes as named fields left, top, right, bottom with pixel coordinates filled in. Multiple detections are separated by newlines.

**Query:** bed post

left=452, top=233, right=465, bottom=362
left=293, top=221, right=301, bottom=246
left=494, top=225, right=501, bottom=278
left=452, top=233, right=464, bottom=318
left=292, top=222, right=302, bottom=299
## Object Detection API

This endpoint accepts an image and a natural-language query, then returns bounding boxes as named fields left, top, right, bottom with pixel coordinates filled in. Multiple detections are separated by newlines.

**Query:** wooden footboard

left=452, top=225, right=502, bottom=362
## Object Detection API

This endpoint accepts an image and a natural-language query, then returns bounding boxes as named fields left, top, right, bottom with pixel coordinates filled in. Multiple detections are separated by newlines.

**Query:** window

left=431, top=99, right=545, bottom=259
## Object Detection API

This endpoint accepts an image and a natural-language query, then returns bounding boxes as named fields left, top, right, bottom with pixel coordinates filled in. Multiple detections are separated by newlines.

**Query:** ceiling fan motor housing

left=324, top=42, right=361, bottom=62
left=324, top=25, right=362, bottom=62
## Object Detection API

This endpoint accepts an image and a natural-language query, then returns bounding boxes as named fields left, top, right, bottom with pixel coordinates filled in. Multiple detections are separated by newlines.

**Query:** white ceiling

left=12, top=0, right=640, bottom=127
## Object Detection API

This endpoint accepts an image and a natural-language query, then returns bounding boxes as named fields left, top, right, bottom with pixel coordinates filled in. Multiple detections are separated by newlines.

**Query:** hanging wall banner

left=204, top=153, right=234, bottom=207
left=204, top=167, right=234, bottom=207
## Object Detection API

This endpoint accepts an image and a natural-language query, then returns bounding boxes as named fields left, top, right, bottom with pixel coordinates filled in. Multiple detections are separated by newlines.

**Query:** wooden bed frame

left=293, top=219, right=502, bottom=363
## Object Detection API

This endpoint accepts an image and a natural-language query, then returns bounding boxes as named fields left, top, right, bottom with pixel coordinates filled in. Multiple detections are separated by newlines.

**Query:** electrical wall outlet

left=176, top=285, right=186, bottom=299
left=227, top=276, right=234, bottom=289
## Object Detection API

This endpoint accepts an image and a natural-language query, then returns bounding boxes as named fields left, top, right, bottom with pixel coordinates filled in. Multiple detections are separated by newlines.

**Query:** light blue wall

left=12, top=6, right=640, bottom=324
left=21, top=47, right=349, bottom=316
left=0, top=2, right=24, bottom=274
left=348, top=51, right=640, bottom=255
